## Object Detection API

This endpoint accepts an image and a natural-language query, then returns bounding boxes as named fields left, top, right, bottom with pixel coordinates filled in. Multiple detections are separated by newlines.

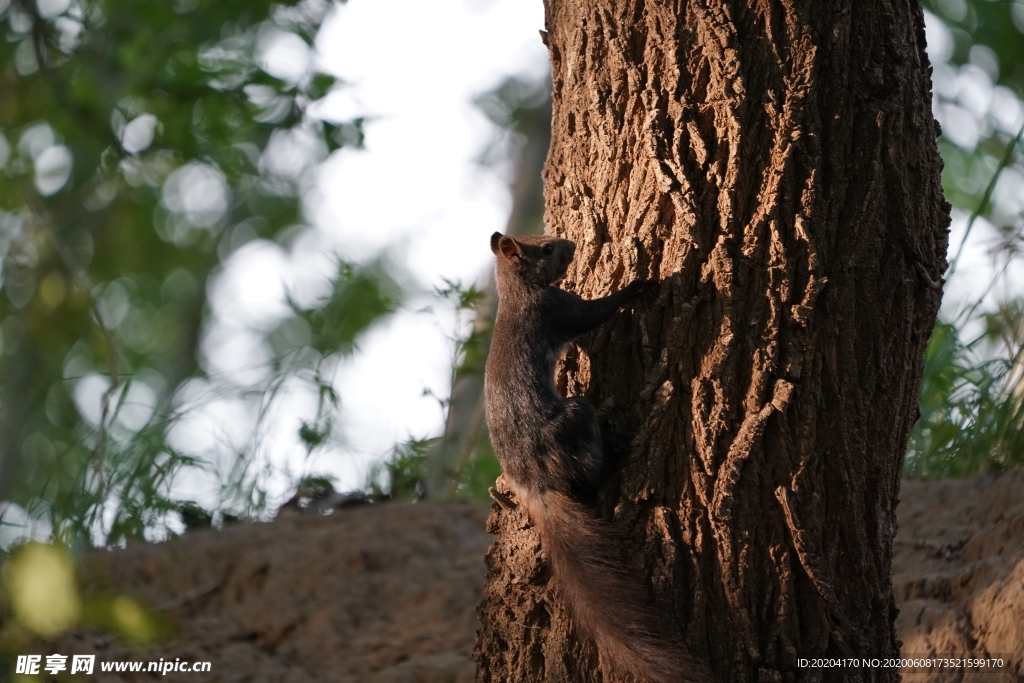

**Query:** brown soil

left=894, top=470, right=1024, bottom=682
left=55, top=470, right=1024, bottom=682
left=63, top=503, right=490, bottom=683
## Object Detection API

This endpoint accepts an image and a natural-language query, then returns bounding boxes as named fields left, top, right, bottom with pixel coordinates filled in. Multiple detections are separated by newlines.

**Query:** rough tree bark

left=475, top=1, right=949, bottom=682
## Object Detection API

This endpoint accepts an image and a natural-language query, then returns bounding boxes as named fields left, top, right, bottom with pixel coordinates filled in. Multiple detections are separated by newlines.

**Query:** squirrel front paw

left=623, top=278, right=658, bottom=298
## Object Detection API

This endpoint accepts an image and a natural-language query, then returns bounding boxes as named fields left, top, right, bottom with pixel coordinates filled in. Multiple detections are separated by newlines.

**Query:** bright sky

left=310, top=0, right=548, bottom=486
left=179, top=0, right=550, bottom=507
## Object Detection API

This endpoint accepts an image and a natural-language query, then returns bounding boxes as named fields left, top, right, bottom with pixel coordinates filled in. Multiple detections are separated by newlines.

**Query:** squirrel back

left=483, top=232, right=711, bottom=683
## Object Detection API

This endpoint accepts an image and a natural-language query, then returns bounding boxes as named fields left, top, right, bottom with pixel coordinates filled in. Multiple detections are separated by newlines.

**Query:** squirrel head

left=490, top=232, right=576, bottom=287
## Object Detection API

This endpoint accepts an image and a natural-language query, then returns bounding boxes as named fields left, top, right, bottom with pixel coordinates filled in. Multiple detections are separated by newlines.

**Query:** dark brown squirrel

left=484, top=232, right=711, bottom=683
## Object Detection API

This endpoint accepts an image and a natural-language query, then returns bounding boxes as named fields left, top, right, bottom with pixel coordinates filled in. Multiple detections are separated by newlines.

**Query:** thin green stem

left=947, top=121, right=1024, bottom=278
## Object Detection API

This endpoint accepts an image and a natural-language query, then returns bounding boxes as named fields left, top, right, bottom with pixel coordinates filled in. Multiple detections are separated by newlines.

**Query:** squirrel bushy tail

left=519, top=488, right=712, bottom=683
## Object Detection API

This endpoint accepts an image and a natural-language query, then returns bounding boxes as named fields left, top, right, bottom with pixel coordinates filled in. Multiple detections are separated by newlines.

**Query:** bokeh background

left=0, top=0, right=1021, bottom=551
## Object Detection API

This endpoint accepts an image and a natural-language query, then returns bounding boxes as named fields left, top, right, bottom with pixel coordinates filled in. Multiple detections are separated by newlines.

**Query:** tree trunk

left=475, top=1, right=949, bottom=681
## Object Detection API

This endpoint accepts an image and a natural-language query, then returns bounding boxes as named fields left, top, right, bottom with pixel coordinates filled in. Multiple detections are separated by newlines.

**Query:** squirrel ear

left=490, top=232, right=504, bottom=254
left=495, top=235, right=520, bottom=260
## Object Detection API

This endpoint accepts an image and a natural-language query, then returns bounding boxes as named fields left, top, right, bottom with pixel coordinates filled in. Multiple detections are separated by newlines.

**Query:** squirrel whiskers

left=483, top=232, right=711, bottom=683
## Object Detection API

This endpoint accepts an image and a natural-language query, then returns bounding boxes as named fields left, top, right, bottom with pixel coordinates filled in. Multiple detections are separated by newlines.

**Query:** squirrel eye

left=542, top=245, right=554, bottom=255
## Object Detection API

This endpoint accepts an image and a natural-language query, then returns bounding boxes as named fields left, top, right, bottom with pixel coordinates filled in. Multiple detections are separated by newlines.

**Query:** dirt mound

left=48, top=470, right=1024, bottom=682
left=63, top=503, right=490, bottom=683
left=894, top=469, right=1024, bottom=681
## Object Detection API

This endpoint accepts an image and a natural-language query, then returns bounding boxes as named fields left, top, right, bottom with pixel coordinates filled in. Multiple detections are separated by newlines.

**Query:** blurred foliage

left=474, top=74, right=550, bottom=174
left=428, top=279, right=495, bottom=502
left=907, top=313, right=1024, bottom=477
left=0, top=0, right=400, bottom=546
left=1, top=543, right=79, bottom=638
left=904, top=1, right=1024, bottom=477
left=0, top=542, right=172, bottom=675
left=473, top=73, right=550, bottom=239
left=370, top=438, right=430, bottom=501
left=279, top=262, right=397, bottom=359
left=372, top=433, right=500, bottom=504
left=924, top=0, right=1024, bottom=89
left=373, top=279, right=499, bottom=504
left=394, top=74, right=552, bottom=504
left=923, top=0, right=1024, bottom=247
left=432, top=279, right=489, bottom=399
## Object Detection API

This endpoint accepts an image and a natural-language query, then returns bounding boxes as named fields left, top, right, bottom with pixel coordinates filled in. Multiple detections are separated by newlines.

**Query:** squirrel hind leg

left=545, top=397, right=606, bottom=498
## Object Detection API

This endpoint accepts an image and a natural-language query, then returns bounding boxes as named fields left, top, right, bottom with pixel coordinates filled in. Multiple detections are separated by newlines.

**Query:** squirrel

left=484, top=232, right=711, bottom=683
